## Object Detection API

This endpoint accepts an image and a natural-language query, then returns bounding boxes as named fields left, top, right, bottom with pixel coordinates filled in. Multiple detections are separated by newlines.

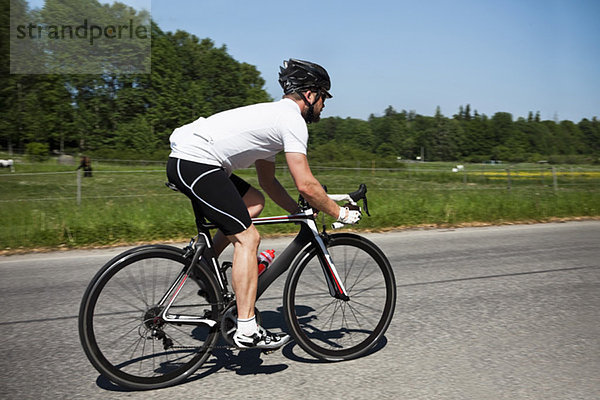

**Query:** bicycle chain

left=170, top=343, right=278, bottom=353
left=154, top=287, right=276, bottom=352
left=170, top=344, right=236, bottom=350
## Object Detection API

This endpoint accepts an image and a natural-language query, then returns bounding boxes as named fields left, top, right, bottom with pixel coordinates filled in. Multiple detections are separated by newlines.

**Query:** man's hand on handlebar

left=337, top=203, right=362, bottom=225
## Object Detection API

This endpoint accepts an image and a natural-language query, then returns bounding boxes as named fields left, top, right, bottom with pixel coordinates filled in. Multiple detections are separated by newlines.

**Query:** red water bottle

left=257, top=249, right=275, bottom=275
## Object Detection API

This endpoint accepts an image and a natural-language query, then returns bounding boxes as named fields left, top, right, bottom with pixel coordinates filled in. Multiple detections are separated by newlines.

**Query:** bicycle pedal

left=261, top=349, right=277, bottom=355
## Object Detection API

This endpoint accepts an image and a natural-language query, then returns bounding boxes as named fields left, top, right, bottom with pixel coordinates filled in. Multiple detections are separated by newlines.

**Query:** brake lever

left=348, top=184, right=370, bottom=216
left=363, top=195, right=370, bottom=216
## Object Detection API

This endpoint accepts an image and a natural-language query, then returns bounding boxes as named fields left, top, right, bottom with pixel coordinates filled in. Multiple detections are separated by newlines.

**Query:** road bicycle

left=78, top=183, right=396, bottom=390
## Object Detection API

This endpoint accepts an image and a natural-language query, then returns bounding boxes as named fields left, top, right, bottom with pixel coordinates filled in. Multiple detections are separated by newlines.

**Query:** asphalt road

left=1, top=221, right=599, bottom=399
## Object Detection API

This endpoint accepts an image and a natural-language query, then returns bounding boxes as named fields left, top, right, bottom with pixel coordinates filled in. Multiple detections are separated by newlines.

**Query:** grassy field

left=1, top=158, right=599, bottom=252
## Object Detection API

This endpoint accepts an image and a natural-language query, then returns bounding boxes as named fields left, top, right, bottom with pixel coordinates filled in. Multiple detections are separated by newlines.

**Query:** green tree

left=490, top=112, right=514, bottom=144
left=526, top=120, right=553, bottom=156
left=308, top=117, right=341, bottom=148
left=558, top=120, right=585, bottom=155
left=337, top=118, right=375, bottom=151
left=25, top=142, right=50, bottom=161
left=578, top=118, right=599, bottom=154
left=369, top=106, right=408, bottom=157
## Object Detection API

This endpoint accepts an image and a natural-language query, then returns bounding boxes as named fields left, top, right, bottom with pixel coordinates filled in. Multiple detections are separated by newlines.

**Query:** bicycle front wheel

left=78, top=245, right=221, bottom=390
left=283, top=234, right=396, bottom=361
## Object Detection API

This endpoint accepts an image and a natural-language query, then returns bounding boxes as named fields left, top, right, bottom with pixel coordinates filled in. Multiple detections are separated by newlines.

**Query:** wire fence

left=3, top=159, right=600, bottom=251
left=2, top=160, right=599, bottom=206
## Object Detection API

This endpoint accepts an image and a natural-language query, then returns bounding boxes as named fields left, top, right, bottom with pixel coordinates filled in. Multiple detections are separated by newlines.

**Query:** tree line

left=309, top=106, right=600, bottom=164
left=1, top=0, right=598, bottom=164
left=1, top=0, right=271, bottom=160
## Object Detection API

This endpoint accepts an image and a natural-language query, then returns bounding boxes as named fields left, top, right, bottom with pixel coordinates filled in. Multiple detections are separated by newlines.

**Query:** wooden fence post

left=77, top=169, right=82, bottom=206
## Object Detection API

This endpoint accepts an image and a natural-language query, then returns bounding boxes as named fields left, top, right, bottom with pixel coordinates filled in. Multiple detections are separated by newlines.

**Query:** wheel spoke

left=79, top=247, right=221, bottom=389
left=285, top=237, right=395, bottom=360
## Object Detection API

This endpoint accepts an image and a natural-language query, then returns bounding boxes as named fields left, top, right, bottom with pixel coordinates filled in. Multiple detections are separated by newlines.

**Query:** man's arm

left=284, top=152, right=341, bottom=219
left=255, top=159, right=301, bottom=214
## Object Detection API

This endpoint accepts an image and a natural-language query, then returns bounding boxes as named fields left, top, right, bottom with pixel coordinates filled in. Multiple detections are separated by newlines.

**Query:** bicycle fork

left=312, top=230, right=350, bottom=301
left=302, top=220, right=349, bottom=301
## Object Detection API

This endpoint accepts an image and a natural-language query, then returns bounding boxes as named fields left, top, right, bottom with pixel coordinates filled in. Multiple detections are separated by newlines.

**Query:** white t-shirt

left=169, top=98, right=307, bottom=175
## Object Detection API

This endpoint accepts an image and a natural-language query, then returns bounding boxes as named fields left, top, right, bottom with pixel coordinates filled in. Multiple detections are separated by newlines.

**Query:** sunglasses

left=318, top=90, right=332, bottom=103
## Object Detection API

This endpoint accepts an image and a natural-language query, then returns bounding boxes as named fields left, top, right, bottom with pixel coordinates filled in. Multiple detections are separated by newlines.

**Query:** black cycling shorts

left=166, top=157, right=252, bottom=235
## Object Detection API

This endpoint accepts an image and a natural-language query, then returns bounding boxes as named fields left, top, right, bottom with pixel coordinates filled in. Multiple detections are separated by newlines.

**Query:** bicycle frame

left=157, top=209, right=349, bottom=327
left=252, top=210, right=348, bottom=300
left=208, top=209, right=348, bottom=300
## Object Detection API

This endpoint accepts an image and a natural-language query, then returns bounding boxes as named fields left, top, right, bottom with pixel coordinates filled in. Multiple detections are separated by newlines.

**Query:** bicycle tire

left=78, top=245, right=222, bottom=390
left=283, top=234, right=396, bottom=361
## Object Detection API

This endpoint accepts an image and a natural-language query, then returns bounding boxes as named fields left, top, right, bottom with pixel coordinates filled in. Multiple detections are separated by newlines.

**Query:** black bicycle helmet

left=278, top=59, right=332, bottom=98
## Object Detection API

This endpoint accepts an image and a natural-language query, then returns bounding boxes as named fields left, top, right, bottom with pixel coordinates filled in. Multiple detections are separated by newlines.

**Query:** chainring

left=220, top=305, right=262, bottom=346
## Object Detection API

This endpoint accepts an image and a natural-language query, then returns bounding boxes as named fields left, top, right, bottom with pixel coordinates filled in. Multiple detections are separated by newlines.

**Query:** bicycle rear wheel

left=283, top=234, right=396, bottom=361
left=78, top=245, right=221, bottom=390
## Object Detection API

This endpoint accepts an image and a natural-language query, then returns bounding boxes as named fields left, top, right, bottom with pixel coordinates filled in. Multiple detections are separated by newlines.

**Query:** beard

left=302, top=105, right=322, bottom=124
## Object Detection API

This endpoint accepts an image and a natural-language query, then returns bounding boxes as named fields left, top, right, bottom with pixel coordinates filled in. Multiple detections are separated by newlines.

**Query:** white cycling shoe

left=233, top=326, right=290, bottom=350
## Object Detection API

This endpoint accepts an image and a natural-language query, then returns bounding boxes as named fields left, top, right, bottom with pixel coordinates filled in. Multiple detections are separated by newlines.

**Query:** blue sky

left=27, top=0, right=600, bottom=122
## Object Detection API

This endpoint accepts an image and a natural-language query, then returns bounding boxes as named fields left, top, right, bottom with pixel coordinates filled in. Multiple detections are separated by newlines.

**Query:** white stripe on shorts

left=176, top=159, right=248, bottom=232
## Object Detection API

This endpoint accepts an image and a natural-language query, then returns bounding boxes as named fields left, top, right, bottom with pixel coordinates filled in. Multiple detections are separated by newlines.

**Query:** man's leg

left=228, top=224, right=261, bottom=320
left=213, top=186, right=264, bottom=256
left=229, top=222, right=290, bottom=350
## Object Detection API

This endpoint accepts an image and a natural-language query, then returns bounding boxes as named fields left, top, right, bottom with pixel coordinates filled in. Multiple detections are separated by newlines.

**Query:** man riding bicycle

left=166, top=59, right=361, bottom=350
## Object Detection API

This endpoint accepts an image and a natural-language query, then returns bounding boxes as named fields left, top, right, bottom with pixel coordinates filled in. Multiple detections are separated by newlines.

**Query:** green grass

left=1, top=159, right=599, bottom=251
